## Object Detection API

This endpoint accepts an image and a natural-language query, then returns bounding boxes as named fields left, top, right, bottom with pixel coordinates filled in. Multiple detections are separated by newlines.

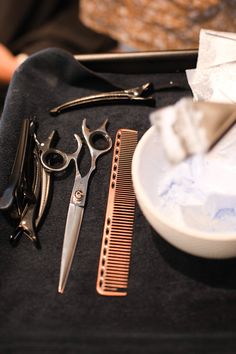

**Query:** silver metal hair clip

left=50, top=82, right=155, bottom=115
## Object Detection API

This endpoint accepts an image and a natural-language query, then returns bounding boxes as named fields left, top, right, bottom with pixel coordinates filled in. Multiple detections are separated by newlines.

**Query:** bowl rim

left=132, top=125, right=236, bottom=242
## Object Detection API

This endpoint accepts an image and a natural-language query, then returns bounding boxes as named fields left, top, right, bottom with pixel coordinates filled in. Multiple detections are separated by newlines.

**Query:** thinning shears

left=40, top=119, right=112, bottom=293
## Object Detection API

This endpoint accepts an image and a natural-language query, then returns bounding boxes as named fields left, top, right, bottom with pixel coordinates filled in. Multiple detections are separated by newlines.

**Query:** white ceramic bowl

left=132, top=126, right=236, bottom=259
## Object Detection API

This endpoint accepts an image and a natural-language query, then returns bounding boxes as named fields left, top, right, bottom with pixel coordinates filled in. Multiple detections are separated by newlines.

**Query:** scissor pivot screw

left=74, top=190, right=84, bottom=202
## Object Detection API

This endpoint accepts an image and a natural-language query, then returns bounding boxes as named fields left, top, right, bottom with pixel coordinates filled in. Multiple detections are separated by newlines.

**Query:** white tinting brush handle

left=150, top=98, right=236, bottom=164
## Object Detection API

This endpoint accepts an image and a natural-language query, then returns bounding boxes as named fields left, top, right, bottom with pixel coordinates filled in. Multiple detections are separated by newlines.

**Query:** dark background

left=1, top=48, right=236, bottom=353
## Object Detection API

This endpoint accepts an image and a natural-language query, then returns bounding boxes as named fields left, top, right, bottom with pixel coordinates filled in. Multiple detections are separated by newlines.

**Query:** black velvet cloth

left=1, top=48, right=236, bottom=353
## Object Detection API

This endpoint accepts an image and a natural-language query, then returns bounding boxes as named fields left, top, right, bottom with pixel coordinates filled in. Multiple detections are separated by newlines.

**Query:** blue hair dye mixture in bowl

left=132, top=124, right=236, bottom=258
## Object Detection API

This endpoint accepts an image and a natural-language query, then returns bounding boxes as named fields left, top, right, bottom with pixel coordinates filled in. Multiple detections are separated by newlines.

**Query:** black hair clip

left=0, top=119, right=36, bottom=220
left=0, top=118, right=57, bottom=248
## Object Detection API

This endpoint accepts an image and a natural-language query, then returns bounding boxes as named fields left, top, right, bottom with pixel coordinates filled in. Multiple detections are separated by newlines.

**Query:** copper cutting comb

left=96, top=129, right=138, bottom=296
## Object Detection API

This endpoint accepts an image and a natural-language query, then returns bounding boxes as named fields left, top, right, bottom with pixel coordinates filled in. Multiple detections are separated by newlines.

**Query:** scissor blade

left=58, top=203, right=84, bottom=294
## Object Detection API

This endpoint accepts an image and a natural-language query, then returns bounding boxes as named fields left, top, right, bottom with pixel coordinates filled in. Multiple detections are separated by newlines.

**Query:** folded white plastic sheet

left=186, top=29, right=236, bottom=103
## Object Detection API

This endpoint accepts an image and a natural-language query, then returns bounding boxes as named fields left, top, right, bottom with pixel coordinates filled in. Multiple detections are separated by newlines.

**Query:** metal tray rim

left=74, top=49, right=198, bottom=73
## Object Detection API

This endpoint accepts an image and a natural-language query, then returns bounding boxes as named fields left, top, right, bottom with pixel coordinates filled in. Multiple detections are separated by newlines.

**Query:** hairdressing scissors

left=40, top=119, right=112, bottom=293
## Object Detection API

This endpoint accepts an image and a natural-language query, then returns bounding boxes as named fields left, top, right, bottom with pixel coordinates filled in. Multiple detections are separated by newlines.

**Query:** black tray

left=75, top=49, right=198, bottom=73
left=1, top=49, right=236, bottom=354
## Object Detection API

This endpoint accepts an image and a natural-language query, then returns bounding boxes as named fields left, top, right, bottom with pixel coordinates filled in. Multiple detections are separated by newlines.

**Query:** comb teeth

left=96, top=129, right=138, bottom=296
